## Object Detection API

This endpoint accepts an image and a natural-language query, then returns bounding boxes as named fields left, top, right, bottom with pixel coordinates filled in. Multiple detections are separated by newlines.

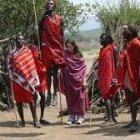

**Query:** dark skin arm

left=113, top=45, right=118, bottom=70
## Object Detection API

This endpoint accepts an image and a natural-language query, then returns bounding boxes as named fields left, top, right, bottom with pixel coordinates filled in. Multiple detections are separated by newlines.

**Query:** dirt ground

left=1, top=52, right=140, bottom=140
left=1, top=106, right=140, bottom=140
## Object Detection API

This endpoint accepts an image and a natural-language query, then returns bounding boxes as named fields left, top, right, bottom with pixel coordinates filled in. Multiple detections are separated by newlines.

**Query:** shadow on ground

left=0, top=133, right=44, bottom=137
left=64, top=117, right=104, bottom=129
left=0, top=120, right=63, bottom=128
left=0, top=121, right=17, bottom=128
left=84, top=121, right=140, bottom=137
left=84, top=117, right=103, bottom=122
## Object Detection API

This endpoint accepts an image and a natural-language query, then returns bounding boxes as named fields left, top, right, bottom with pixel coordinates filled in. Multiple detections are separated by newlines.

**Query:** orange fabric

left=29, top=44, right=47, bottom=92
left=41, top=15, right=64, bottom=68
left=120, top=38, right=140, bottom=98
left=98, top=43, right=117, bottom=99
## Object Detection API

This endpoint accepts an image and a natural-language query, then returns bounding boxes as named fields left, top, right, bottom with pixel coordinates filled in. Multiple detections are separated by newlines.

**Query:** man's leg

left=132, top=100, right=140, bottom=123
left=105, top=99, right=115, bottom=122
left=46, top=66, right=52, bottom=106
left=40, top=91, right=50, bottom=125
left=129, top=99, right=140, bottom=132
left=29, top=102, right=41, bottom=128
left=17, top=103, right=25, bottom=127
left=52, top=64, right=59, bottom=106
left=111, top=98, right=118, bottom=123
left=123, top=88, right=138, bottom=132
left=101, top=99, right=116, bottom=126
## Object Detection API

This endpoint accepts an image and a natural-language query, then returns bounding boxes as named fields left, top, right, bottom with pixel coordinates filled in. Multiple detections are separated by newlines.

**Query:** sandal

left=122, top=122, right=132, bottom=129
left=40, top=119, right=50, bottom=125
left=101, top=121, right=116, bottom=127
left=129, top=123, right=138, bottom=133
left=34, top=122, right=42, bottom=128
left=18, top=121, right=25, bottom=128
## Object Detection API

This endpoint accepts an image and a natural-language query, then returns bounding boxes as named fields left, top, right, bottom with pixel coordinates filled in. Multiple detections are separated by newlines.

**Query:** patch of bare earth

left=1, top=51, right=140, bottom=140
left=1, top=106, right=140, bottom=140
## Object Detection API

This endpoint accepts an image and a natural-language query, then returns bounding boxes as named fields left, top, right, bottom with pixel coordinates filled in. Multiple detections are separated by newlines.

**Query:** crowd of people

left=9, top=0, right=88, bottom=128
left=98, top=26, right=140, bottom=133
left=7, top=0, right=140, bottom=134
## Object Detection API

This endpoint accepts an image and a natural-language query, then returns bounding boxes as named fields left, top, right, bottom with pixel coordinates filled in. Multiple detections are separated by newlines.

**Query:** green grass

left=65, top=28, right=102, bottom=42
left=81, top=47, right=99, bottom=59
left=79, top=28, right=102, bottom=40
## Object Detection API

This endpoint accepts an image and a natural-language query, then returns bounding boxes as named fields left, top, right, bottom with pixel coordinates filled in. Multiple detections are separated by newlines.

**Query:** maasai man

left=119, top=25, right=140, bottom=132
left=98, top=33, right=118, bottom=126
left=9, top=35, right=41, bottom=128
left=61, top=39, right=89, bottom=125
left=39, top=0, right=64, bottom=106
left=28, top=33, right=50, bottom=125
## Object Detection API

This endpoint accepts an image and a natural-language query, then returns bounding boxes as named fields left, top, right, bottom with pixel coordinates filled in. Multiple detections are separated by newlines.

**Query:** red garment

left=117, top=52, right=126, bottom=86
left=41, top=14, right=64, bottom=68
left=98, top=43, right=117, bottom=99
left=9, top=46, right=40, bottom=103
left=29, top=44, right=47, bottom=92
left=119, top=38, right=140, bottom=98
left=12, top=82, right=34, bottom=103
left=9, top=47, right=39, bottom=84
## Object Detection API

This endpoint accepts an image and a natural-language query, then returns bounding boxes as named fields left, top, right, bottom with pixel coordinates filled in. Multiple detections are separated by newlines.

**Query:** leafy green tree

left=0, top=0, right=91, bottom=107
left=92, top=0, right=140, bottom=48
left=0, top=0, right=89, bottom=39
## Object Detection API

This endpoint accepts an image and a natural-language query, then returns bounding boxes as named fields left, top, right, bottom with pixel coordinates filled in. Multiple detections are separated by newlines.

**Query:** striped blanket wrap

left=9, top=46, right=40, bottom=94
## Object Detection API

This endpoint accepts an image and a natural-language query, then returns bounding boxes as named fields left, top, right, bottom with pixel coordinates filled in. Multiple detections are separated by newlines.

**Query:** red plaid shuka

left=9, top=46, right=40, bottom=95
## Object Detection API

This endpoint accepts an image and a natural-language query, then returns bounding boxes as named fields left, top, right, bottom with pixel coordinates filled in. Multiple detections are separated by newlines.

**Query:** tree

left=0, top=0, right=91, bottom=108
left=0, top=0, right=89, bottom=39
left=92, top=0, right=140, bottom=48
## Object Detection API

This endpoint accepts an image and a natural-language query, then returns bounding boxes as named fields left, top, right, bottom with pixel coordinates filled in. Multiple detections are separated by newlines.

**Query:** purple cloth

left=61, top=51, right=89, bottom=116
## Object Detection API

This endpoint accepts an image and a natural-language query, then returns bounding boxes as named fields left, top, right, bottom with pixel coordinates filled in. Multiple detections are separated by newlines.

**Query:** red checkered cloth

left=9, top=46, right=40, bottom=94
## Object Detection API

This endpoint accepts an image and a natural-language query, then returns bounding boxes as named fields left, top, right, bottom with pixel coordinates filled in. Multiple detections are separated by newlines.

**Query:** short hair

left=46, top=0, right=56, bottom=9
left=100, top=33, right=114, bottom=45
left=122, top=25, right=138, bottom=38
left=15, top=33, right=25, bottom=42
left=127, top=25, right=138, bottom=38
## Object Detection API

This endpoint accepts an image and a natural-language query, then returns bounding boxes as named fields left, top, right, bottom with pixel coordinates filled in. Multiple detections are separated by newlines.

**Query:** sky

left=69, top=0, right=132, bottom=31
left=69, top=0, right=100, bottom=31
left=69, top=0, right=140, bottom=30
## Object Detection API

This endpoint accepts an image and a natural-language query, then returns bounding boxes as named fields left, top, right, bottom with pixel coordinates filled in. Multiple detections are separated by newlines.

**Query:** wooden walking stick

left=87, top=56, right=98, bottom=127
left=32, top=0, right=42, bottom=59
left=58, top=70, right=64, bottom=125
left=10, top=82, right=19, bottom=127
left=89, top=76, right=95, bottom=128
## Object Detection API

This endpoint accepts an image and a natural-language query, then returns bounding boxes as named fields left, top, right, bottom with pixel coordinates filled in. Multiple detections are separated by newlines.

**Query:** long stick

left=32, top=0, right=42, bottom=59
left=58, top=71, right=63, bottom=124
left=89, top=77, right=95, bottom=128
left=10, top=82, right=19, bottom=127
